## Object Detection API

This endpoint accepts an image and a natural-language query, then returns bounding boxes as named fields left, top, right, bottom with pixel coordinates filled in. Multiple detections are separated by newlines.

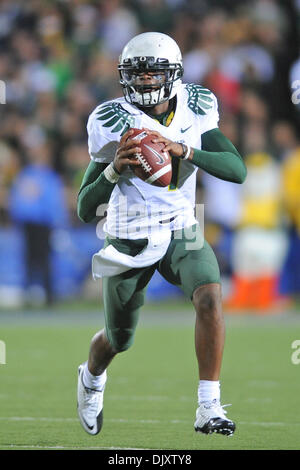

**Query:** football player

left=77, top=32, right=247, bottom=437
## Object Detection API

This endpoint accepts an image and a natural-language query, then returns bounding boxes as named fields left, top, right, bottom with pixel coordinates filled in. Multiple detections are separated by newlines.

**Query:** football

left=130, top=128, right=172, bottom=187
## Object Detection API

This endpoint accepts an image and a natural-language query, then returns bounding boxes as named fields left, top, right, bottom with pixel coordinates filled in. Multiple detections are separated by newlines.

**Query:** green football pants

left=102, top=224, right=220, bottom=352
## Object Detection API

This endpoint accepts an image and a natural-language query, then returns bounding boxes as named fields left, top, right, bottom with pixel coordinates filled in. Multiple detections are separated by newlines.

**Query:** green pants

left=102, top=225, right=220, bottom=352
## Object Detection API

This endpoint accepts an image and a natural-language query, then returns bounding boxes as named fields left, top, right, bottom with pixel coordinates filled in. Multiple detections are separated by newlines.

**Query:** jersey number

left=168, top=157, right=181, bottom=191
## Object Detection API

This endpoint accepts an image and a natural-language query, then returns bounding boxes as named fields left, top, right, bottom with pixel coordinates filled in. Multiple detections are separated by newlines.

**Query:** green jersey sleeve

left=191, top=128, right=247, bottom=184
left=77, top=161, right=116, bottom=223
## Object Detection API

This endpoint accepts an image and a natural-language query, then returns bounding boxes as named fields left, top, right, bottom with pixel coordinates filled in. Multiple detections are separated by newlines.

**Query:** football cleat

left=77, top=363, right=107, bottom=435
left=194, top=399, right=236, bottom=436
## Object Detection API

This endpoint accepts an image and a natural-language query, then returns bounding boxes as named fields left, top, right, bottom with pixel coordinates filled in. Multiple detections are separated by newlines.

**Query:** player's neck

left=145, top=100, right=170, bottom=116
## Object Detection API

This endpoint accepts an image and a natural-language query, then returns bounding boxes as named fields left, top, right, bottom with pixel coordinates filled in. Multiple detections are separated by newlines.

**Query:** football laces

left=135, top=153, right=152, bottom=173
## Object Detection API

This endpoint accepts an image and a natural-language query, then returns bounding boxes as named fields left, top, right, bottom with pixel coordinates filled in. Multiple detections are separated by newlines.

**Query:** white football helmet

left=118, top=32, right=183, bottom=107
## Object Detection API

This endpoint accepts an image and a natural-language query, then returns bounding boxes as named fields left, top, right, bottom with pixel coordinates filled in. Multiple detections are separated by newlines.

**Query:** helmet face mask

left=118, top=33, right=184, bottom=107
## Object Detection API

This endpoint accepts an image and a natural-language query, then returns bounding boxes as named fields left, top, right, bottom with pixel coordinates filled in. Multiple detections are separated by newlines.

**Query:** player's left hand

left=143, top=129, right=192, bottom=160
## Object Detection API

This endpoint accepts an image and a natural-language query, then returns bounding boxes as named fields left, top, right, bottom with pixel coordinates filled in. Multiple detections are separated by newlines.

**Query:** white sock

left=198, top=380, right=220, bottom=404
left=82, top=362, right=106, bottom=391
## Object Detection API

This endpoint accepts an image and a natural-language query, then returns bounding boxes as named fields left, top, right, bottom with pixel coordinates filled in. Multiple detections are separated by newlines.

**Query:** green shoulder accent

left=185, top=84, right=214, bottom=116
left=96, top=102, right=135, bottom=136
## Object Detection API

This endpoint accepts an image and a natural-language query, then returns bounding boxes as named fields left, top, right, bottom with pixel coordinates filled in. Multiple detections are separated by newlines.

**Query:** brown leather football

left=130, top=128, right=172, bottom=187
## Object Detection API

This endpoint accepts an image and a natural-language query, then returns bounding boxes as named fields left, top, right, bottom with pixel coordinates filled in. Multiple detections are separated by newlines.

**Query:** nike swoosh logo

left=82, top=415, right=94, bottom=431
left=180, top=125, right=192, bottom=133
left=144, top=144, right=166, bottom=165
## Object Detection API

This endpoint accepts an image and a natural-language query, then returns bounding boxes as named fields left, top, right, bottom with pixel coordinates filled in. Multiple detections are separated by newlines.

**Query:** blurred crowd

left=1, top=0, right=300, bottom=311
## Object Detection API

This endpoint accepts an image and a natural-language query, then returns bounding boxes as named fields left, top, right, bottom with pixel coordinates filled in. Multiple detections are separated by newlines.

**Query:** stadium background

left=1, top=0, right=300, bottom=453
left=0, top=0, right=300, bottom=313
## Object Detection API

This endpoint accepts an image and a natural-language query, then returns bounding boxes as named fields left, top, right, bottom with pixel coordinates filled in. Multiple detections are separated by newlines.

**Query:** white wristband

left=183, top=144, right=191, bottom=160
left=179, top=143, right=191, bottom=160
left=103, top=162, right=120, bottom=183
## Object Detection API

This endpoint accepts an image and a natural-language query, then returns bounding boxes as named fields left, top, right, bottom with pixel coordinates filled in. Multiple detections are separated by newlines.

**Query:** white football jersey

left=87, top=83, right=219, bottom=239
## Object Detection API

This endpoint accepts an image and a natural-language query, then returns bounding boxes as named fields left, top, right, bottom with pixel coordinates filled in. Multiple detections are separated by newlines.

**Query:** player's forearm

left=191, top=148, right=247, bottom=183
left=191, top=128, right=247, bottom=184
left=77, top=161, right=116, bottom=223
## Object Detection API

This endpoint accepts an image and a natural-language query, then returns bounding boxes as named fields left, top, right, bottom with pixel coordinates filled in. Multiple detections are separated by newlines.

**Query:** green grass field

left=0, top=301, right=300, bottom=451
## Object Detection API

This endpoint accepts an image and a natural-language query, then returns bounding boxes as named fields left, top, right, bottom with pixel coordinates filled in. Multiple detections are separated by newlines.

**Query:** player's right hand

left=113, top=129, right=142, bottom=174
